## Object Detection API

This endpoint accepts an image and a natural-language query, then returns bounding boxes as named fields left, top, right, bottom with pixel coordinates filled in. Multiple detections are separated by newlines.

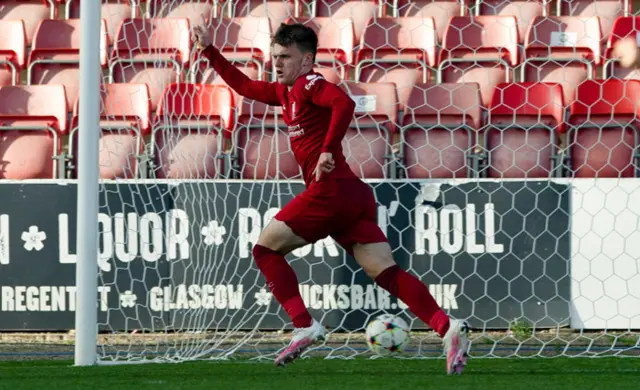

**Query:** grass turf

left=0, top=357, right=637, bottom=390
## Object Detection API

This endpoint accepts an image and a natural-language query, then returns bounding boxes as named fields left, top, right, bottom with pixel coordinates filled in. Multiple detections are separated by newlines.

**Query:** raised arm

left=193, top=25, right=282, bottom=106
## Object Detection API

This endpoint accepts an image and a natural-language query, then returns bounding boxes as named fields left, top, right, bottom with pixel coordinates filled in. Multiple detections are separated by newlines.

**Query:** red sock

left=375, top=265, right=450, bottom=337
left=253, top=245, right=313, bottom=328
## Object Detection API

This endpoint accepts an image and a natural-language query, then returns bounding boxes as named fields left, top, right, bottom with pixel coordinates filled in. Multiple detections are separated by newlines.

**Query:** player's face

left=272, top=43, right=313, bottom=86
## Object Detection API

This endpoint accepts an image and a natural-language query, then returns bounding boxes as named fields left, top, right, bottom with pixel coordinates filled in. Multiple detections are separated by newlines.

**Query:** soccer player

left=192, top=22, right=470, bottom=374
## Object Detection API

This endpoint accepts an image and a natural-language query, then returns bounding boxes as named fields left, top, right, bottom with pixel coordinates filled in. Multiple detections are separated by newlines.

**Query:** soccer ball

left=365, top=314, right=410, bottom=355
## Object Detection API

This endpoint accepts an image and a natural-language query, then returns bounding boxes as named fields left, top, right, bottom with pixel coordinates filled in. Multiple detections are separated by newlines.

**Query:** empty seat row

left=3, top=14, right=637, bottom=115
left=1, top=80, right=639, bottom=181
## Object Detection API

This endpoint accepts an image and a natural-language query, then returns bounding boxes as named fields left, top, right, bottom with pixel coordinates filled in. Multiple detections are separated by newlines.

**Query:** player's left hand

left=315, top=152, right=335, bottom=181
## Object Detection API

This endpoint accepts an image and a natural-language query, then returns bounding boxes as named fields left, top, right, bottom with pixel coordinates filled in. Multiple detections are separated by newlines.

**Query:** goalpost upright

left=74, top=0, right=103, bottom=367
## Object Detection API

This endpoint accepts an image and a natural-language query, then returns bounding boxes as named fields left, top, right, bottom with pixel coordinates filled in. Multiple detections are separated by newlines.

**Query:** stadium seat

left=400, top=82, right=482, bottom=178
left=303, top=0, right=384, bottom=43
left=0, top=20, right=26, bottom=86
left=522, top=16, right=602, bottom=104
left=438, top=15, right=519, bottom=106
left=393, top=0, right=465, bottom=43
left=234, top=99, right=302, bottom=180
left=557, top=0, right=629, bottom=45
left=476, top=0, right=549, bottom=44
left=0, top=85, right=67, bottom=179
left=338, top=82, right=398, bottom=178
left=28, top=18, right=108, bottom=109
left=229, top=0, right=297, bottom=33
left=285, top=17, right=354, bottom=83
left=604, top=16, right=640, bottom=79
left=190, top=17, right=272, bottom=83
left=485, top=82, right=564, bottom=178
left=110, top=18, right=191, bottom=112
left=69, top=83, right=151, bottom=179
left=153, top=83, right=235, bottom=179
left=146, top=0, right=217, bottom=23
left=66, top=0, right=136, bottom=45
left=566, top=78, right=640, bottom=178
left=356, top=17, right=437, bottom=108
left=0, top=0, right=56, bottom=46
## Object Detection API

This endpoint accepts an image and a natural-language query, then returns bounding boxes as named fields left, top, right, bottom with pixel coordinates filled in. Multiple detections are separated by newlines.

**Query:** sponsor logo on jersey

left=287, top=124, right=305, bottom=137
left=305, top=74, right=324, bottom=90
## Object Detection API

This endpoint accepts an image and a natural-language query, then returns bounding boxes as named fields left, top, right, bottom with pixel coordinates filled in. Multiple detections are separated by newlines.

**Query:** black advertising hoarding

left=0, top=180, right=571, bottom=331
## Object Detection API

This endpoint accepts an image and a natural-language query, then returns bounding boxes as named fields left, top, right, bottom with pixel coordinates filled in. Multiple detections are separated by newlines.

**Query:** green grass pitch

left=0, top=357, right=638, bottom=390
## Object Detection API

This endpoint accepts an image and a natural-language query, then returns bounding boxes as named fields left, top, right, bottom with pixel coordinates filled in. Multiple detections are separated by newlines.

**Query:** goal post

left=74, top=0, right=102, bottom=366
left=68, top=1, right=640, bottom=366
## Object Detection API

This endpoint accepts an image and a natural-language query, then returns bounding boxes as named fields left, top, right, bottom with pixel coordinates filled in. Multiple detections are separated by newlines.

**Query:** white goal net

left=68, top=0, right=640, bottom=363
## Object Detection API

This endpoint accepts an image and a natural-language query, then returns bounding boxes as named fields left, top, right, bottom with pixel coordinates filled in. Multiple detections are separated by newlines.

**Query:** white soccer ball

left=365, top=314, right=411, bottom=355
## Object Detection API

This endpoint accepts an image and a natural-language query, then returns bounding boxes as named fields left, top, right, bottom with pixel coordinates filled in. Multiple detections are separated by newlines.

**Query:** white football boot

left=443, top=319, right=471, bottom=375
left=274, top=319, right=326, bottom=367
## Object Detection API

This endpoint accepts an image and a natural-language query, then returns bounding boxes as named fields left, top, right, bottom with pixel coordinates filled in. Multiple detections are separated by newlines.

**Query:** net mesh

left=17, top=0, right=640, bottom=363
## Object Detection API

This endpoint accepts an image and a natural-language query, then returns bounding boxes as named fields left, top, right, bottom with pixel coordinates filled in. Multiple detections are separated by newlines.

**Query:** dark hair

left=272, top=23, right=318, bottom=62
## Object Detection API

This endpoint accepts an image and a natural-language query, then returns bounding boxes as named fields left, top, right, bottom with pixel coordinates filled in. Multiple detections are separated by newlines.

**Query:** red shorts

left=275, top=178, right=388, bottom=255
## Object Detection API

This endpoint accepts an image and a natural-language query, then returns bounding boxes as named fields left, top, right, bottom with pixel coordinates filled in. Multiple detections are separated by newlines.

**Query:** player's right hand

left=612, top=37, right=640, bottom=69
left=191, top=16, right=211, bottom=49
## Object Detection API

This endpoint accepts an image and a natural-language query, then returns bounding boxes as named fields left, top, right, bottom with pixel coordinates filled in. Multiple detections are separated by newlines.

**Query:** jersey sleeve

left=305, top=76, right=356, bottom=153
left=201, top=45, right=283, bottom=106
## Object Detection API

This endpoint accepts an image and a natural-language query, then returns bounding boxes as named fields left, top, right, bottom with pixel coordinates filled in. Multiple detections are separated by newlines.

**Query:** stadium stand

left=152, top=82, right=235, bottom=179
left=0, top=20, right=26, bottom=86
left=566, top=78, right=640, bottom=177
left=28, top=18, right=108, bottom=109
left=0, top=2, right=640, bottom=179
left=69, top=83, right=151, bottom=179
left=0, top=84, right=67, bottom=179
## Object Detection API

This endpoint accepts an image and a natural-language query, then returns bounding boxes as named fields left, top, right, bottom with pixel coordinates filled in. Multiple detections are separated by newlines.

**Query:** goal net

left=81, top=0, right=640, bottom=363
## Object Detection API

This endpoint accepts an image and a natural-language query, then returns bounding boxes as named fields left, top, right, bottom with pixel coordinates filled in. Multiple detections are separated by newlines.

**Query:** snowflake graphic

left=201, top=221, right=227, bottom=246
left=21, top=226, right=46, bottom=251
left=254, top=288, right=272, bottom=306
left=120, top=291, right=137, bottom=308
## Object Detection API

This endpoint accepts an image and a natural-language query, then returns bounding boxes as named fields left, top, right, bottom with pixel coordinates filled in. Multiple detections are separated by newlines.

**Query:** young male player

left=192, top=22, right=470, bottom=374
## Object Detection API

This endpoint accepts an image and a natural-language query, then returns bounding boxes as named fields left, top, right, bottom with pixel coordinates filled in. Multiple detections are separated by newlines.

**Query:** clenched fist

left=612, top=37, right=640, bottom=69
left=191, top=16, right=211, bottom=49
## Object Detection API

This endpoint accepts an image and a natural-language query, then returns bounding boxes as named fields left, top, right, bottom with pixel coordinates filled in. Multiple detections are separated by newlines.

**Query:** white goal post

left=71, top=0, right=640, bottom=366
left=74, top=0, right=102, bottom=366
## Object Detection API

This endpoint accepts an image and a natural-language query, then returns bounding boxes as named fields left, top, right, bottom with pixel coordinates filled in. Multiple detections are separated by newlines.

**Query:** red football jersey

left=203, top=46, right=358, bottom=186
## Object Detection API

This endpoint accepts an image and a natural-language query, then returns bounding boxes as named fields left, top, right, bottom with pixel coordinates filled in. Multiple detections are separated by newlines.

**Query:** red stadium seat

left=558, top=0, right=629, bottom=45
left=229, top=0, right=297, bottom=33
left=485, top=82, right=564, bottom=178
left=604, top=16, right=640, bottom=80
left=477, top=0, right=549, bottom=44
left=153, top=83, right=235, bottom=179
left=522, top=16, right=601, bottom=104
left=234, top=98, right=301, bottom=180
left=28, top=18, right=108, bottom=109
left=438, top=15, right=519, bottom=106
left=66, top=0, right=136, bottom=45
left=110, top=18, right=191, bottom=112
left=0, top=20, right=26, bottom=86
left=303, top=0, right=384, bottom=43
left=286, top=17, right=354, bottom=83
left=393, top=0, right=465, bottom=43
left=0, top=85, right=67, bottom=179
left=0, top=0, right=56, bottom=46
left=356, top=17, right=437, bottom=108
left=566, top=79, right=640, bottom=178
left=338, top=82, right=398, bottom=178
left=69, top=83, right=151, bottom=179
left=146, top=0, right=217, bottom=23
left=190, top=17, right=272, bottom=82
left=400, top=82, right=482, bottom=178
